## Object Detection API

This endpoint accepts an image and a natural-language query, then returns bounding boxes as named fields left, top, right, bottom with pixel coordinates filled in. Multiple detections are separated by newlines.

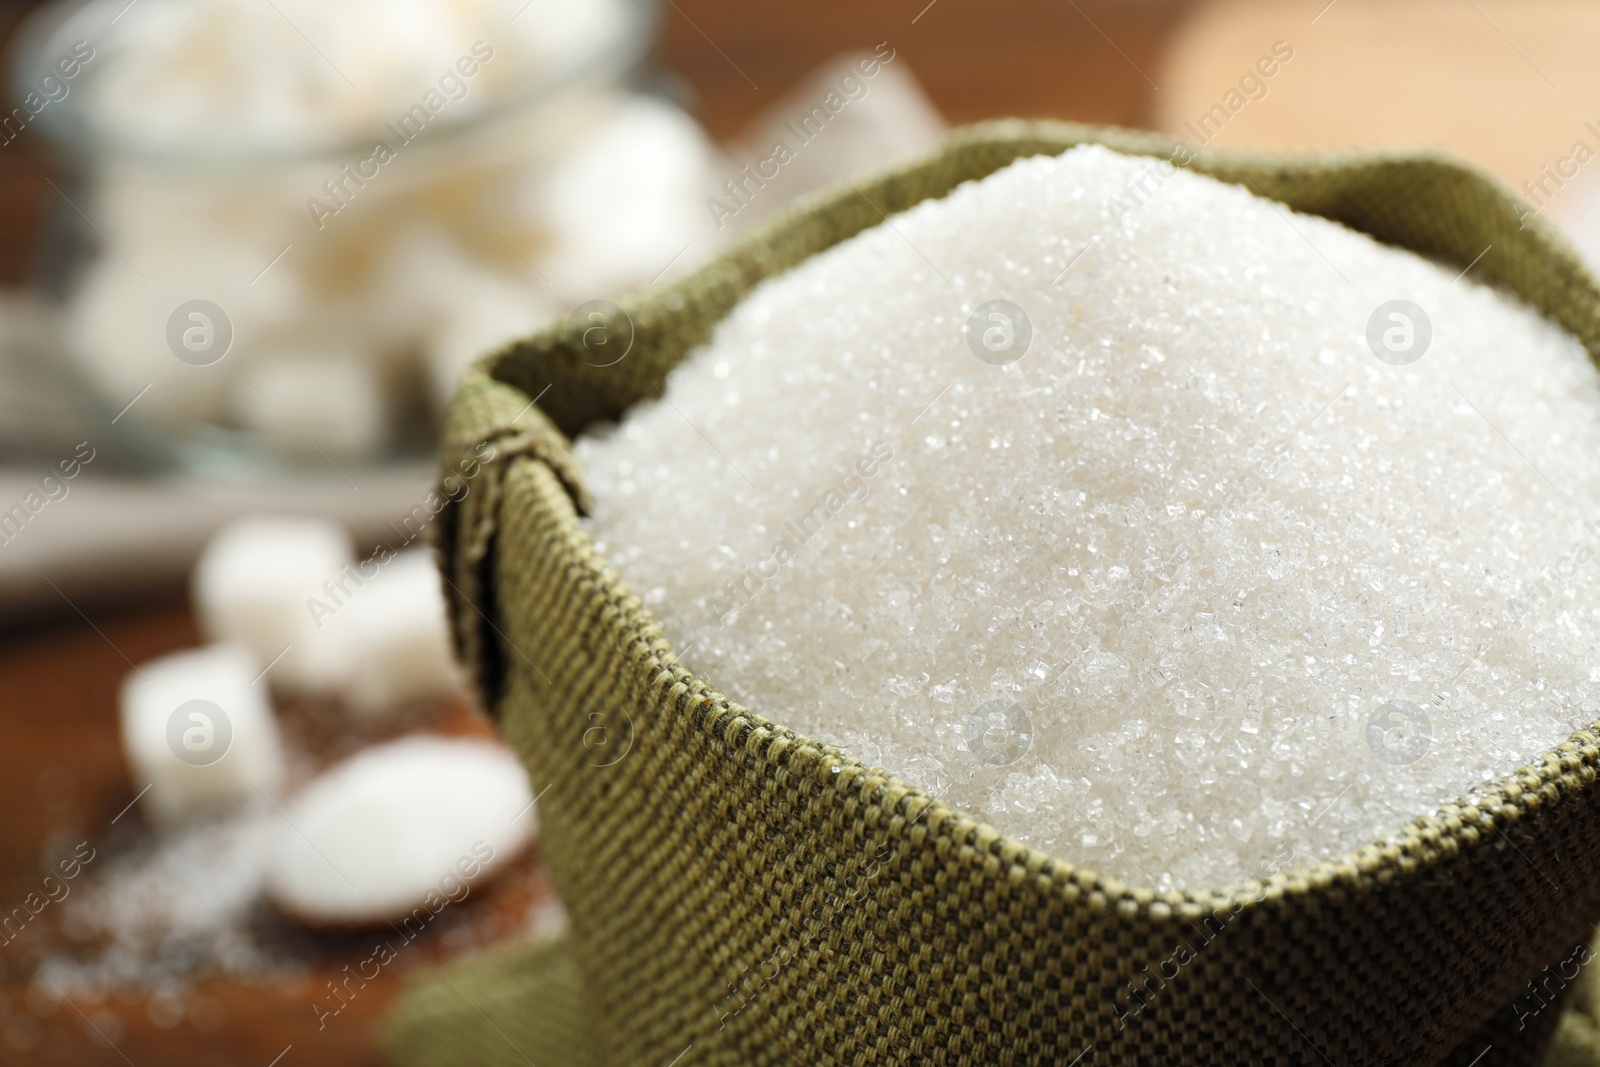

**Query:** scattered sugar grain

left=37, top=737, right=538, bottom=995
left=578, top=145, right=1600, bottom=891
left=36, top=807, right=304, bottom=998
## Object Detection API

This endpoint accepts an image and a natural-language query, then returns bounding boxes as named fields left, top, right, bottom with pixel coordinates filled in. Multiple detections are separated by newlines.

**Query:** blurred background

left=1, top=0, right=1599, bottom=1063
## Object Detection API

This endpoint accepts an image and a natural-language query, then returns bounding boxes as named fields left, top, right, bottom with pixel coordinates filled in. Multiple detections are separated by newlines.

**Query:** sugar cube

left=719, top=52, right=947, bottom=233
left=339, top=548, right=462, bottom=717
left=119, top=643, right=285, bottom=824
left=422, top=261, right=558, bottom=410
left=522, top=95, right=722, bottom=299
left=232, top=351, right=389, bottom=459
left=192, top=517, right=355, bottom=695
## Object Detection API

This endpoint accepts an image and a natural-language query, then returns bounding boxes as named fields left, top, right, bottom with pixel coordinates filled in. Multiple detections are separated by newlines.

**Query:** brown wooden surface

left=0, top=2, right=61, bottom=291
left=0, top=2, right=1197, bottom=1063
left=0, top=598, right=557, bottom=1066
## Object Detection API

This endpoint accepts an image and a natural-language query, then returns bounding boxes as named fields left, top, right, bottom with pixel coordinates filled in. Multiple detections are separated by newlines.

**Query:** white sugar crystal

left=578, top=145, right=1600, bottom=891
left=339, top=548, right=463, bottom=717
left=262, top=736, right=534, bottom=927
left=192, top=517, right=355, bottom=695
left=119, top=644, right=285, bottom=823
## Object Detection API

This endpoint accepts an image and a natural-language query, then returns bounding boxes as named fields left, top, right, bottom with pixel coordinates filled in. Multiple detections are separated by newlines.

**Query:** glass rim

left=8, top=0, right=659, bottom=168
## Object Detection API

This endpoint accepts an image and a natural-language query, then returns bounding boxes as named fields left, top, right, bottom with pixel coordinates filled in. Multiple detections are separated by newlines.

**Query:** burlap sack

left=389, top=120, right=1600, bottom=1066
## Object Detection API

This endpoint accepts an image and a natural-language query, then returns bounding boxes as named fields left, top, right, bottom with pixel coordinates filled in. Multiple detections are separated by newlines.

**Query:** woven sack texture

left=395, top=120, right=1600, bottom=1066
left=389, top=933, right=1600, bottom=1067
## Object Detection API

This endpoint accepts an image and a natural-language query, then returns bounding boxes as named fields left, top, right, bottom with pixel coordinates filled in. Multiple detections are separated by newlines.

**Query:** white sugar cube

left=66, top=241, right=305, bottom=430
left=719, top=52, right=946, bottom=233
left=523, top=95, right=722, bottom=299
left=503, top=0, right=628, bottom=73
left=119, top=643, right=285, bottom=824
left=233, top=351, right=389, bottom=459
left=340, top=548, right=462, bottom=716
left=264, top=735, right=535, bottom=927
left=363, top=227, right=478, bottom=352
left=192, top=517, right=356, bottom=695
left=426, top=275, right=557, bottom=410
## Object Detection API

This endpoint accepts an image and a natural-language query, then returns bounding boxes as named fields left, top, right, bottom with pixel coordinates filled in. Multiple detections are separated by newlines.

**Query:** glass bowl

left=8, top=0, right=660, bottom=480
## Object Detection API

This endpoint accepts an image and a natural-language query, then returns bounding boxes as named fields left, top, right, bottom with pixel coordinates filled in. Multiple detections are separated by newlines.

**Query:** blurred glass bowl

left=9, top=0, right=660, bottom=480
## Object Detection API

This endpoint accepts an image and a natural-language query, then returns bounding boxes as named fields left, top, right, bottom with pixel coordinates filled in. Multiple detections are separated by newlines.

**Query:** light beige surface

left=1156, top=0, right=1600, bottom=205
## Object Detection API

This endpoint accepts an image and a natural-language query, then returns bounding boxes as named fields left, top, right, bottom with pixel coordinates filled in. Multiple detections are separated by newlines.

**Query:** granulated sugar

left=35, top=807, right=310, bottom=997
left=577, top=145, right=1600, bottom=891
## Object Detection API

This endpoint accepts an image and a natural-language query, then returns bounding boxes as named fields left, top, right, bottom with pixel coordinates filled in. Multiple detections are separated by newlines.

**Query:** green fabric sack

left=390, top=120, right=1600, bottom=1066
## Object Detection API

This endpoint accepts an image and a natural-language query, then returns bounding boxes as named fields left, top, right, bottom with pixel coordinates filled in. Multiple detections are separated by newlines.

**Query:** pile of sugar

left=31, top=797, right=559, bottom=999
left=577, top=145, right=1600, bottom=891
left=34, top=808, right=313, bottom=998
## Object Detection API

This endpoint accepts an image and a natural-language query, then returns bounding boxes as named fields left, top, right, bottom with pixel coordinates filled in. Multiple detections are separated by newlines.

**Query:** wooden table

left=0, top=2, right=1196, bottom=1063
